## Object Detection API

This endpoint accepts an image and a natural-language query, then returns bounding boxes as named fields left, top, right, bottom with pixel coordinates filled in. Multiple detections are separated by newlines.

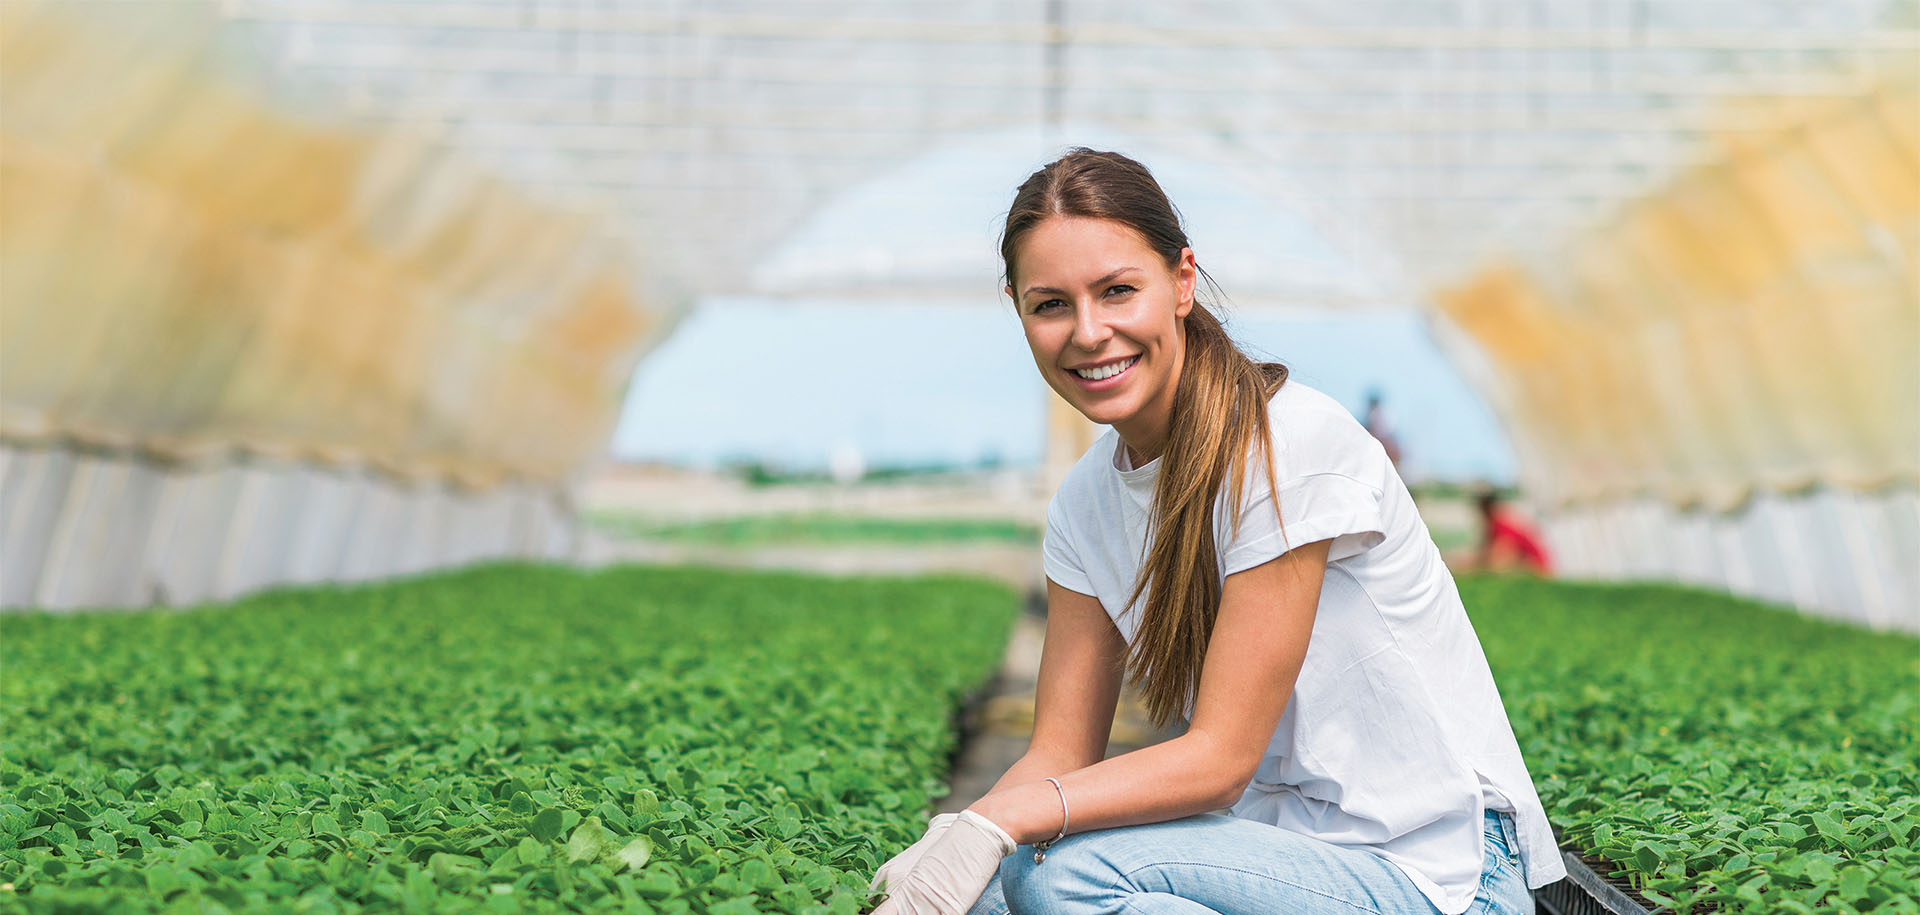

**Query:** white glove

left=870, top=810, right=1017, bottom=915
left=868, top=812, right=961, bottom=896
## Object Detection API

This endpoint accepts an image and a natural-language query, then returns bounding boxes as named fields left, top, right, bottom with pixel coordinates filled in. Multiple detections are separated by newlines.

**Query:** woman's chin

left=1074, top=404, right=1131, bottom=428
left=1052, top=387, right=1134, bottom=427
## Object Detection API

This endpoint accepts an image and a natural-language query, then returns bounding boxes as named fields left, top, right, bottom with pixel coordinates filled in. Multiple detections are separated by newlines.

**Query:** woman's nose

left=1070, top=302, right=1110, bottom=349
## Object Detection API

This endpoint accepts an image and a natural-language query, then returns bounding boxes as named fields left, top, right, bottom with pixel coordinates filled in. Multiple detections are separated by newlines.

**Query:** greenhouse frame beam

left=233, top=3, right=1920, bottom=54
left=444, top=143, right=1675, bottom=178
left=475, top=154, right=1656, bottom=203
left=292, top=45, right=1903, bottom=98
left=404, top=119, right=1706, bottom=159
left=362, top=106, right=1790, bottom=137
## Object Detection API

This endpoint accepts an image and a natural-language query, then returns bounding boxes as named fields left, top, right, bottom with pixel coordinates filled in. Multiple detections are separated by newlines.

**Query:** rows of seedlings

left=6, top=562, right=1912, bottom=914
left=1464, top=577, right=1918, bottom=915
left=0, top=563, right=1019, bottom=913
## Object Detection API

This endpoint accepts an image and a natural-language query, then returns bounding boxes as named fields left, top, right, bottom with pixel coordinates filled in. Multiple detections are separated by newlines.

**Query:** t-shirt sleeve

left=1219, top=415, right=1390, bottom=575
left=1041, top=493, right=1097, bottom=595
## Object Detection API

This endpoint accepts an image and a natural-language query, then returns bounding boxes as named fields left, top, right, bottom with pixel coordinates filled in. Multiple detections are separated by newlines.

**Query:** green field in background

left=587, top=512, right=1041, bottom=547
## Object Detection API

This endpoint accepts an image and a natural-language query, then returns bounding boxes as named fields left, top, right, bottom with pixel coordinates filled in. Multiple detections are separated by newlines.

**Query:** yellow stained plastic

left=0, top=6, right=663, bottom=489
left=1439, top=77, right=1920, bottom=512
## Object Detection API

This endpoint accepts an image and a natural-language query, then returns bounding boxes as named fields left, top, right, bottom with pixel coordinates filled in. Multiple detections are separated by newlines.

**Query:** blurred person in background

left=867, top=149, right=1563, bottom=915
left=1471, top=489, right=1553, bottom=576
left=1361, top=387, right=1405, bottom=470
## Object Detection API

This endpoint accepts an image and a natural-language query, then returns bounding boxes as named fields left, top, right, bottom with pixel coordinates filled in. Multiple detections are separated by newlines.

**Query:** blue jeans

left=965, top=809, right=1533, bottom=915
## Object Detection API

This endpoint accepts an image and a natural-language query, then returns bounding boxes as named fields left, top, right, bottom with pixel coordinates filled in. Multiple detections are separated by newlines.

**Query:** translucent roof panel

left=225, top=0, right=1917, bottom=306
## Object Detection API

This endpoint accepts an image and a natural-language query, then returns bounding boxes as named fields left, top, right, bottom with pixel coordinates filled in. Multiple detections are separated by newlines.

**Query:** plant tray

left=1535, top=849, right=1659, bottom=915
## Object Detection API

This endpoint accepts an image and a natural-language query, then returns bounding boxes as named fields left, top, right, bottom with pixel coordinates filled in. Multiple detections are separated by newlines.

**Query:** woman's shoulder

left=1241, top=380, right=1394, bottom=494
left=1266, top=378, right=1356, bottom=420
left=1264, top=381, right=1377, bottom=450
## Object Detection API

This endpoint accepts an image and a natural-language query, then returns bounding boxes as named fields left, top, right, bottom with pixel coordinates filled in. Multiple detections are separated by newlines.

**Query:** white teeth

left=1074, top=356, right=1138, bottom=380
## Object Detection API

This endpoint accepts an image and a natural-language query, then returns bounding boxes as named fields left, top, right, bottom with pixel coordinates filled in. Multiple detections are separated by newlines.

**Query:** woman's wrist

left=966, top=780, right=1066, bottom=846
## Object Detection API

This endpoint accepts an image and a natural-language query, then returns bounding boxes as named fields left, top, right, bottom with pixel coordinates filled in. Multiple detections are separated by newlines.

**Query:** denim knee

left=966, top=865, right=1011, bottom=915
left=1001, top=836, right=1132, bottom=915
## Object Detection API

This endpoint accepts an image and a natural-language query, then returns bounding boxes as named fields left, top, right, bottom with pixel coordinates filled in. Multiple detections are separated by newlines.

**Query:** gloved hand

left=870, top=809, right=1016, bottom=915
left=868, top=812, right=960, bottom=897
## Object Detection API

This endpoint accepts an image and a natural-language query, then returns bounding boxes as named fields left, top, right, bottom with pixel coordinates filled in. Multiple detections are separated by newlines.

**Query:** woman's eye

left=1107, top=285, right=1135, bottom=296
left=1034, top=299, right=1064, bottom=313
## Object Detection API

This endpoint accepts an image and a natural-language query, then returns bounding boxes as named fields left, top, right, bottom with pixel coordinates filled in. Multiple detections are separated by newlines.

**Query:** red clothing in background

left=1484, top=510, right=1553, bottom=575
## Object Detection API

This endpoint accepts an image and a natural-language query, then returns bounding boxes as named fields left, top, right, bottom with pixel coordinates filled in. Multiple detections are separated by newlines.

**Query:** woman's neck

left=1120, top=437, right=1160, bottom=469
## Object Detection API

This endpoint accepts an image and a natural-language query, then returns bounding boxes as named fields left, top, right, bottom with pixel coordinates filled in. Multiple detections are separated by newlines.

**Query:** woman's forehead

left=1012, top=217, right=1165, bottom=282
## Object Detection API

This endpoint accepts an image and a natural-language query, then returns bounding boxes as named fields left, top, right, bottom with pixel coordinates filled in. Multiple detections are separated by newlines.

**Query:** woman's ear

left=1175, top=248, right=1197, bottom=319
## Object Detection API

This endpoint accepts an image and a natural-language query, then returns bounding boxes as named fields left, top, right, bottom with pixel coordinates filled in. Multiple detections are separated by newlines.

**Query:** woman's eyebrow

left=1022, top=267, right=1142, bottom=299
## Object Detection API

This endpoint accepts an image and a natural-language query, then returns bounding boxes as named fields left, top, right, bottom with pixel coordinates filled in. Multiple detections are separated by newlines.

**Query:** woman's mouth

left=1070, top=355, right=1139, bottom=388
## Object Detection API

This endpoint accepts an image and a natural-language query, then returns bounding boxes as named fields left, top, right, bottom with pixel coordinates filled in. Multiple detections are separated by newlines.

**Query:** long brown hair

left=1002, top=148, right=1289, bottom=727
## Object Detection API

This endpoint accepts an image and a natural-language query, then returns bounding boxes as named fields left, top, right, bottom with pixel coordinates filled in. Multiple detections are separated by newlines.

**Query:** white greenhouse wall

left=0, top=442, right=581, bottom=613
left=1540, top=486, right=1920, bottom=635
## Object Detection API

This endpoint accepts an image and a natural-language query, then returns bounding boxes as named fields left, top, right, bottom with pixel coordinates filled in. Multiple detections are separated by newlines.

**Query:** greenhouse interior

left=1, top=1, right=1915, bottom=913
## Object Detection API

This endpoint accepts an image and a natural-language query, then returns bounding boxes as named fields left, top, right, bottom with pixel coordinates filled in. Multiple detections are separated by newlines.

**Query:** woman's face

left=1007, top=215, right=1196, bottom=459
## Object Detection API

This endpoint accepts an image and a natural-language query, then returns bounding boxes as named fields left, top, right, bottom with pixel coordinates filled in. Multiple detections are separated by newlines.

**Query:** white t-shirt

left=1041, top=380, right=1567, bottom=914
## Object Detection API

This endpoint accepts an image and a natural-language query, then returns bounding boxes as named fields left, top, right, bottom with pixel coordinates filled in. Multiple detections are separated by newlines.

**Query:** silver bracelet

left=1032, top=776, right=1070, bottom=864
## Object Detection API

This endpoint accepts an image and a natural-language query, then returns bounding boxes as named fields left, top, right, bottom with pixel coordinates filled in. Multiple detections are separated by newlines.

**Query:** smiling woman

left=865, top=149, right=1566, bottom=915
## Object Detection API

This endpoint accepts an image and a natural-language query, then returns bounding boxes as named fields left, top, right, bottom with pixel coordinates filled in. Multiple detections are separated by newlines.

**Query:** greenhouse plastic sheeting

left=1436, top=80, right=1919, bottom=630
left=0, top=441, right=579, bottom=610
left=1437, top=80, right=1919, bottom=515
left=0, top=3, right=667, bottom=491
left=1540, top=487, right=1919, bottom=632
left=4, top=0, right=1916, bottom=621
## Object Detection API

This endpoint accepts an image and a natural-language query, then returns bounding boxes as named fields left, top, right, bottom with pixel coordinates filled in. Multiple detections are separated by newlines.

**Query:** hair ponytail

left=1122, top=305, right=1286, bottom=727
left=1002, top=148, right=1289, bottom=729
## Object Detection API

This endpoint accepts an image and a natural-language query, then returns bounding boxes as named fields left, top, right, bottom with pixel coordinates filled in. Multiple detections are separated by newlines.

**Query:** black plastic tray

left=1535, top=849, right=1659, bottom=915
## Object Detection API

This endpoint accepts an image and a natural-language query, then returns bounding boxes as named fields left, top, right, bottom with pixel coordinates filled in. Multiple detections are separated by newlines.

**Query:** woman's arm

left=982, top=576, right=1129, bottom=796
left=968, top=538, right=1330, bottom=844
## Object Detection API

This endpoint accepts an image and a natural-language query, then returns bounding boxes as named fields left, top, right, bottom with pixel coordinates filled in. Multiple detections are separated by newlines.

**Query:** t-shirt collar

left=1111, top=434, right=1160, bottom=495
